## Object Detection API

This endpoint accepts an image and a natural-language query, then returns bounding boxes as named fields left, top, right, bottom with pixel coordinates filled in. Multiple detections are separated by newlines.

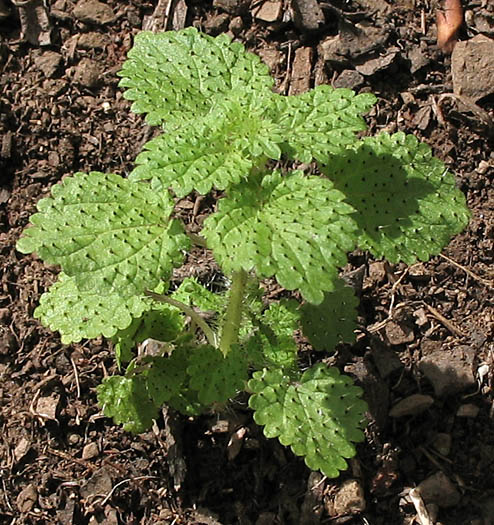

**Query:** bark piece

left=36, top=51, right=63, bottom=78
left=13, top=0, right=52, bottom=46
left=288, top=47, right=312, bottom=95
left=16, top=484, right=38, bottom=513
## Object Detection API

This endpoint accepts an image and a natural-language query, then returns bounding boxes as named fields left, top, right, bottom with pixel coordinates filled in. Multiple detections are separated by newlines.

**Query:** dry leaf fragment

left=436, top=0, right=463, bottom=54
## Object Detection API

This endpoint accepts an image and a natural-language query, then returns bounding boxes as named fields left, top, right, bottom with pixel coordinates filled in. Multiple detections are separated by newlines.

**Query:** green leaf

left=203, top=170, right=358, bottom=304
left=320, top=132, right=471, bottom=264
left=129, top=94, right=283, bottom=197
left=273, top=86, right=376, bottom=163
left=118, top=28, right=274, bottom=127
left=249, top=364, right=367, bottom=478
left=97, top=375, right=158, bottom=433
left=17, top=172, right=189, bottom=296
left=247, top=299, right=300, bottom=369
left=300, top=277, right=358, bottom=351
left=112, top=303, right=185, bottom=366
left=145, top=351, right=189, bottom=406
left=34, top=273, right=149, bottom=344
left=172, top=277, right=225, bottom=314
left=187, top=344, right=248, bottom=405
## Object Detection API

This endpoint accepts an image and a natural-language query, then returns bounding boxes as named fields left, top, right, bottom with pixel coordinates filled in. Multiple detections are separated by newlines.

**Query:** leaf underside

left=321, top=132, right=471, bottom=264
left=249, top=364, right=368, bottom=478
left=300, top=277, right=359, bottom=351
left=118, top=28, right=274, bottom=127
left=17, top=172, right=189, bottom=297
left=203, top=170, right=357, bottom=304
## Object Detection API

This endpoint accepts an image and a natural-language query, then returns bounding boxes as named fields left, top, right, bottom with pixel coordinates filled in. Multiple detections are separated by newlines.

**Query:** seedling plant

left=17, top=28, right=470, bottom=478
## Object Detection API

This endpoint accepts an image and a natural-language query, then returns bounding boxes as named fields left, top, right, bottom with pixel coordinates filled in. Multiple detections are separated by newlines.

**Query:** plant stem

left=144, top=291, right=217, bottom=347
left=219, top=269, right=247, bottom=356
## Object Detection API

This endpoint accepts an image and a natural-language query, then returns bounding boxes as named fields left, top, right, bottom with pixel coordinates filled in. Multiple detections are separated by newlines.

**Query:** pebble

left=432, top=433, right=452, bottom=456
left=456, top=403, right=480, bottom=418
left=73, top=0, right=115, bottom=25
left=329, top=479, right=366, bottom=515
left=389, top=394, right=434, bottom=418
left=419, top=345, right=476, bottom=398
left=385, top=320, right=415, bottom=346
left=252, top=1, right=282, bottom=23
left=452, top=35, right=494, bottom=101
left=82, top=442, right=99, bottom=460
left=417, top=471, right=460, bottom=508
left=73, top=58, right=102, bottom=88
left=36, top=51, right=63, bottom=78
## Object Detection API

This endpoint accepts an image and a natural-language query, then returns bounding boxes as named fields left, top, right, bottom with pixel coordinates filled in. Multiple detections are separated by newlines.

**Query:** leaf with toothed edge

left=273, top=86, right=377, bottom=163
left=16, top=172, right=190, bottom=297
left=33, top=273, right=151, bottom=344
left=203, top=170, right=358, bottom=304
left=118, top=28, right=274, bottom=127
left=248, top=364, right=368, bottom=478
left=320, top=132, right=471, bottom=264
left=129, top=94, right=284, bottom=197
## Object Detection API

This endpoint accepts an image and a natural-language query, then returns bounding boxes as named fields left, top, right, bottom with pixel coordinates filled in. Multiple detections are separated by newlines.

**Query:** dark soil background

left=1, top=1, right=493, bottom=524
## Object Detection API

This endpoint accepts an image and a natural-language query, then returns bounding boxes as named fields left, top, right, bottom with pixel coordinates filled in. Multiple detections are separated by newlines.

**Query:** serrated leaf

left=97, top=375, right=158, bottom=433
left=145, top=351, right=189, bottom=406
left=118, top=28, right=274, bottom=127
left=273, top=86, right=377, bottom=163
left=17, top=172, right=189, bottom=296
left=320, top=132, right=471, bottom=264
left=172, top=277, right=226, bottom=314
left=187, top=344, right=248, bottom=405
left=300, top=277, right=358, bottom=351
left=247, top=300, right=300, bottom=369
left=33, top=273, right=149, bottom=344
left=248, top=364, right=367, bottom=478
left=129, top=94, right=283, bottom=197
left=203, top=170, right=358, bottom=304
left=112, top=303, right=185, bottom=366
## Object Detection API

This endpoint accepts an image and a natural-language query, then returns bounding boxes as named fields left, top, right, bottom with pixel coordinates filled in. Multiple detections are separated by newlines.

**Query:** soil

left=0, top=1, right=493, bottom=524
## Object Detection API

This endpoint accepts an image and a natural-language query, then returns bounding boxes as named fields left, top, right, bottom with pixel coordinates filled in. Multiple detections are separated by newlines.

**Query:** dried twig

left=439, top=253, right=494, bottom=288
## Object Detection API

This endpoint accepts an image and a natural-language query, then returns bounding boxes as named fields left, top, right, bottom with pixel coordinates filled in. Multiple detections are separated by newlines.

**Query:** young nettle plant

left=17, top=28, right=470, bottom=478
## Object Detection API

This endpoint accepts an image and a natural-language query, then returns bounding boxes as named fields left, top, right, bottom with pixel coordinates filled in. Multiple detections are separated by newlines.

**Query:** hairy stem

left=145, top=291, right=217, bottom=347
left=220, top=270, right=248, bottom=356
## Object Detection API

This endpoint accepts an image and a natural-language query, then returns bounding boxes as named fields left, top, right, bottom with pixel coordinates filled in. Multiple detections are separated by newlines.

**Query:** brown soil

left=1, top=1, right=493, bottom=524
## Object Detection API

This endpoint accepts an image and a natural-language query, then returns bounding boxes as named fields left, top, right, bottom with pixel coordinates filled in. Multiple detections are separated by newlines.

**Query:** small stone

left=432, top=433, right=452, bottom=456
left=36, top=394, right=60, bottom=421
left=419, top=345, right=476, bottom=398
left=355, top=47, right=399, bottom=76
left=252, top=0, right=282, bottom=23
left=77, top=32, right=108, bottom=50
left=385, top=320, right=415, bottom=346
left=389, top=394, right=434, bottom=417
left=68, top=433, right=80, bottom=445
left=16, top=484, right=38, bottom=513
left=37, top=51, right=63, bottom=78
left=291, top=0, right=325, bottom=32
left=228, top=16, right=243, bottom=35
left=456, top=403, right=480, bottom=418
left=333, top=69, right=364, bottom=90
left=82, top=442, right=99, bottom=460
left=73, top=0, right=115, bottom=25
left=417, top=471, right=460, bottom=508
left=212, top=0, right=247, bottom=15
left=73, top=58, right=102, bottom=88
left=204, top=13, right=230, bottom=35
left=330, top=479, right=366, bottom=515
left=14, top=437, right=31, bottom=463
left=452, top=35, right=494, bottom=102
